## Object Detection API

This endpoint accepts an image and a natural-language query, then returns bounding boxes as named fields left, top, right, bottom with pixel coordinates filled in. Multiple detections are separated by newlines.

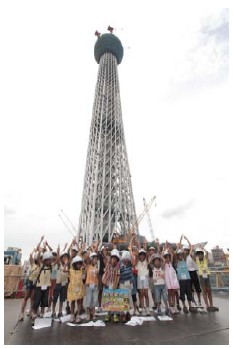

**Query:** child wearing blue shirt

left=176, top=249, right=197, bottom=314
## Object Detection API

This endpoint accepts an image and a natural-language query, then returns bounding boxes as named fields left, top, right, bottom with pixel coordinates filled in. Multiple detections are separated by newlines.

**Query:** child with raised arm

left=119, top=250, right=133, bottom=322
left=102, top=249, right=120, bottom=323
left=67, top=255, right=85, bottom=323
left=128, top=234, right=140, bottom=316
left=150, top=250, right=170, bottom=316
left=180, top=234, right=202, bottom=307
left=31, top=248, right=53, bottom=320
left=163, top=241, right=180, bottom=314
left=45, top=241, right=59, bottom=312
left=85, top=252, right=99, bottom=321
left=176, top=248, right=198, bottom=313
left=18, top=235, right=44, bottom=320
left=195, top=246, right=219, bottom=312
left=51, top=247, right=70, bottom=319
left=151, top=238, right=170, bottom=315
left=135, top=239, right=151, bottom=317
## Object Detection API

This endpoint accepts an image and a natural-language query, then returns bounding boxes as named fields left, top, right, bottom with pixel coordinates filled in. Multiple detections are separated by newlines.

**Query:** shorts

left=85, top=285, right=98, bottom=307
left=98, top=274, right=104, bottom=291
left=53, top=284, right=67, bottom=304
left=189, top=271, right=201, bottom=293
left=179, top=279, right=192, bottom=302
left=154, top=284, right=168, bottom=304
left=33, top=287, right=49, bottom=310
left=137, top=275, right=149, bottom=290
left=199, top=276, right=211, bottom=293
left=25, top=279, right=35, bottom=291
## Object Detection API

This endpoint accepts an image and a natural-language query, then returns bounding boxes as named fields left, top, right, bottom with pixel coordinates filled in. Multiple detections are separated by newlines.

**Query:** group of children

left=18, top=233, right=219, bottom=325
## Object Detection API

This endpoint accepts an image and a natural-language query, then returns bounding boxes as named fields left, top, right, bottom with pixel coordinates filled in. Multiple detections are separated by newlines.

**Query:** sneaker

left=165, top=308, right=170, bottom=316
left=157, top=307, right=162, bottom=315
left=138, top=307, right=142, bottom=313
left=141, top=308, right=146, bottom=316
left=169, top=307, right=175, bottom=314
left=104, top=312, right=111, bottom=322
left=152, top=306, right=157, bottom=310
left=135, top=308, right=140, bottom=316
left=57, top=312, right=63, bottom=318
left=146, top=308, right=151, bottom=316
left=207, top=306, right=219, bottom=312
left=183, top=306, right=189, bottom=314
left=113, top=313, right=119, bottom=323
left=177, top=304, right=182, bottom=311
left=189, top=307, right=198, bottom=313
left=198, top=307, right=208, bottom=314
left=97, top=307, right=102, bottom=313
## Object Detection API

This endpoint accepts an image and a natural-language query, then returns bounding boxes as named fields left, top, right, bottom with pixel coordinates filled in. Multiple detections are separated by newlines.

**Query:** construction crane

left=143, top=197, right=156, bottom=241
left=58, top=210, right=79, bottom=239
left=112, top=196, right=156, bottom=245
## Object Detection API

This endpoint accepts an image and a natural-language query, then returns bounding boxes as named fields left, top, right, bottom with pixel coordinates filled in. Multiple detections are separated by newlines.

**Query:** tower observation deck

left=78, top=29, right=137, bottom=246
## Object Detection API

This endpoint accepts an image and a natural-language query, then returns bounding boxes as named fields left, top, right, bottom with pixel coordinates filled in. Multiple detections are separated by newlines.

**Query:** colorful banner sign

left=102, top=288, right=130, bottom=312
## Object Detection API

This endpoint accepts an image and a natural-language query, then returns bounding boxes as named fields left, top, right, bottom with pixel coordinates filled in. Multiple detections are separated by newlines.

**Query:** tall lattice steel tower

left=78, top=28, right=137, bottom=246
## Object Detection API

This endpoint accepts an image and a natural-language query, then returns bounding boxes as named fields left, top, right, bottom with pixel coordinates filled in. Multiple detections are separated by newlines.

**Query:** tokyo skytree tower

left=78, top=27, right=137, bottom=246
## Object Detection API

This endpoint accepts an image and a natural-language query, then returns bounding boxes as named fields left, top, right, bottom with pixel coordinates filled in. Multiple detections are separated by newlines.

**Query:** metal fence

left=209, top=270, right=229, bottom=291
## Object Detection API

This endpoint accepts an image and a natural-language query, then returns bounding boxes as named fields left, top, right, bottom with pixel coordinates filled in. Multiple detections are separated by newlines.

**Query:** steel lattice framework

left=78, top=33, right=137, bottom=246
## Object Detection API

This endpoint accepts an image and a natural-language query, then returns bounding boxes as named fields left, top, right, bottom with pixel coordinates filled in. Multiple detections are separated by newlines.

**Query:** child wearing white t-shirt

left=150, top=254, right=170, bottom=316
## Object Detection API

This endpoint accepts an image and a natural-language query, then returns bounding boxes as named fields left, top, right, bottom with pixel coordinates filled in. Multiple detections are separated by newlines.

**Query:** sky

left=2, top=1, right=231, bottom=262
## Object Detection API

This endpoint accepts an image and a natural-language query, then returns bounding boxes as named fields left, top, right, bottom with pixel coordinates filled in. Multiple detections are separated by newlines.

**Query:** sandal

left=75, top=316, right=82, bottom=324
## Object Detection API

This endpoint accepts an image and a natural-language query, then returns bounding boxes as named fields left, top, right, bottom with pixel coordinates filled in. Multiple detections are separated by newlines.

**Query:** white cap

left=60, top=251, right=69, bottom=258
left=182, top=244, right=190, bottom=250
left=43, top=251, right=53, bottom=261
left=150, top=253, right=161, bottom=260
left=163, top=250, right=171, bottom=256
left=177, top=249, right=183, bottom=254
left=71, top=245, right=78, bottom=251
left=72, top=256, right=83, bottom=264
left=90, top=252, right=98, bottom=259
left=139, top=249, right=146, bottom=255
left=111, top=249, right=120, bottom=260
left=149, top=247, right=156, bottom=251
left=122, top=251, right=131, bottom=261
left=195, top=247, right=204, bottom=253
